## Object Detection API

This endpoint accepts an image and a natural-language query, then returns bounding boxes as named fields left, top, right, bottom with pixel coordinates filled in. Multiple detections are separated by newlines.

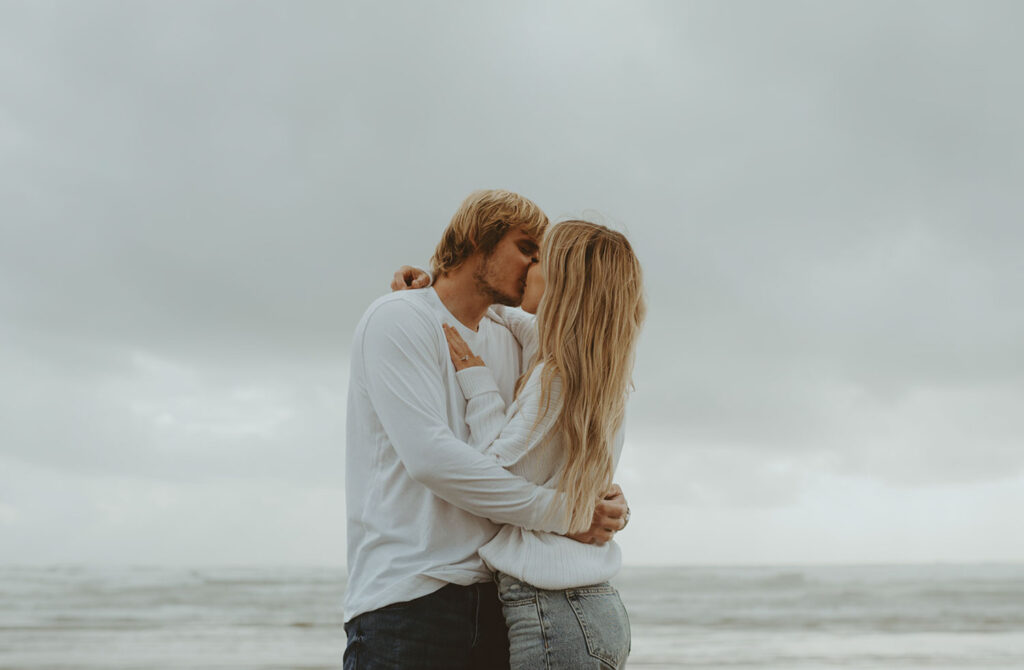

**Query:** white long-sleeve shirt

left=454, top=311, right=624, bottom=591
left=344, top=288, right=568, bottom=621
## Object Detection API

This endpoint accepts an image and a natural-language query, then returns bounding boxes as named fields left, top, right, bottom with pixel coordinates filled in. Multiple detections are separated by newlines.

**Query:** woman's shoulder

left=518, top=362, right=563, bottom=404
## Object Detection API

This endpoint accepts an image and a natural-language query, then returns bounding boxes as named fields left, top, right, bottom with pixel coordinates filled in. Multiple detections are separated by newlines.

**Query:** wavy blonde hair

left=430, top=190, right=549, bottom=278
left=530, top=220, right=646, bottom=533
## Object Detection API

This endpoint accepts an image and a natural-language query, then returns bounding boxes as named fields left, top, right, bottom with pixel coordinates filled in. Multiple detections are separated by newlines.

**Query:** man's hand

left=390, top=265, right=431, bottom=291
left=566, top=484, right=630, bottom=546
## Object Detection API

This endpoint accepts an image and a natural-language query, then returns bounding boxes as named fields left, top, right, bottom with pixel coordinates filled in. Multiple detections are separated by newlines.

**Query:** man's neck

left=432, top=272, right=492, bottom=331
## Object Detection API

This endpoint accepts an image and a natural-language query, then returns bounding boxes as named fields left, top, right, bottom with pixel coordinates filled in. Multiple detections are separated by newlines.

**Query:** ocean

left=2, top=564, right=1022, bottom=669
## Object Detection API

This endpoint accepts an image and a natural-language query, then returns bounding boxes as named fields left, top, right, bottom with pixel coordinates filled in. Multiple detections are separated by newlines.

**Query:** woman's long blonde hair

left=531, top=220, right=646, bottom=533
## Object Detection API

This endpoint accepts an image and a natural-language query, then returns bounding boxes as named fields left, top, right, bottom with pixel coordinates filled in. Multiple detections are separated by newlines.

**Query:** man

left=344, top=190, right=628, bottom=669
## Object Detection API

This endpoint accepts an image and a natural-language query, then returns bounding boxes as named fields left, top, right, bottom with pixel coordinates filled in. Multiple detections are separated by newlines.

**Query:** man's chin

left=481, top=286, right=523, bottom=308
left=490, top=292, right=523, bottom=308
left=474, top=272, right=524, bottom=307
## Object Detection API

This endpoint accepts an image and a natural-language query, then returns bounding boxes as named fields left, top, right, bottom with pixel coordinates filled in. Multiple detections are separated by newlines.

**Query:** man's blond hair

left=430, top=190, right=549, bottom=278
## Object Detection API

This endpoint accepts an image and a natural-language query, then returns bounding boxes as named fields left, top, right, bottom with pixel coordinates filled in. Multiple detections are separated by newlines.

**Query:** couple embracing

left=344, top=189, right=646, bottom=669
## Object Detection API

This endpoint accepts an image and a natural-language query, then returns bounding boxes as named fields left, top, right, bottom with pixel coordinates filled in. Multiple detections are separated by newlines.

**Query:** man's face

left=473, top=228, right=540, bottom=307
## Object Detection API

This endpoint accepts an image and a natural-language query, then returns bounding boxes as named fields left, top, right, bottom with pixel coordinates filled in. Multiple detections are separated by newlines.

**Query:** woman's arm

left=444, top=323, right=556, bottom=463
left=444, top=323, right=630, bottom=541
left=443, top=323, right=516, bottom=452
left=486, top=306, right=538, bottom=371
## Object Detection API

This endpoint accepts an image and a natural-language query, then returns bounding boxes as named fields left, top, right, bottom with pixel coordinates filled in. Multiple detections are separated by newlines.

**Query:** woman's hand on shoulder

left=390, top=265, right=431, bottom=291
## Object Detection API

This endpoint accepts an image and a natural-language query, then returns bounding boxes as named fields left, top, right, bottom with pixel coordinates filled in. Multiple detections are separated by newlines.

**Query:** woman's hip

left=493, top=571, right=631, bottom=669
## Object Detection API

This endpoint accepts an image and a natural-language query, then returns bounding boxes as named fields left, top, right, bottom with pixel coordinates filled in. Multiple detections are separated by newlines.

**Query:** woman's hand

left=443, top=323, right=485, bottom=371
left=566, top=484, right=630, bottom=545
left=390, top=265, right=431, bottom=291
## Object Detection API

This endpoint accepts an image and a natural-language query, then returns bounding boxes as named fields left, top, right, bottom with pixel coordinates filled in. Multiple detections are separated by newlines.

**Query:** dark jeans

left=343, top=582, right=510, bottom=670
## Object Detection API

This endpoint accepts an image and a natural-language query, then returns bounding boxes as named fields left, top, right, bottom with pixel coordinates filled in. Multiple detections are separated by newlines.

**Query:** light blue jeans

left=494, top=571, right=631, bottom=669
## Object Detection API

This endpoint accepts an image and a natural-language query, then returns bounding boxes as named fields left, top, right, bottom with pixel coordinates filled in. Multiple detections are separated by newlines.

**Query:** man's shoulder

left=359, top=290, right=439, bottom=330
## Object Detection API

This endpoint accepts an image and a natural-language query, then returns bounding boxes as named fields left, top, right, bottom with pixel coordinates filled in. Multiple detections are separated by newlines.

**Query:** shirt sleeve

left=453, top=366, right=508, bottom=451
left=455, top=365, right=562, bottom=469
left=359, top=299, right=568, bottom=533
left=486, top=306, right=538, bottom=372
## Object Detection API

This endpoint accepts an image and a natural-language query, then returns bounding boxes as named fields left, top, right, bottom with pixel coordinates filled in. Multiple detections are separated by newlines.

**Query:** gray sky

left=2, top=0, right=1023, bottom=566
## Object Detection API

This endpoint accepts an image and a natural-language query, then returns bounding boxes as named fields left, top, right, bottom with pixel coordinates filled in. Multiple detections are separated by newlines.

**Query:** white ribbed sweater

left=454, top=310, right=624, bottom=590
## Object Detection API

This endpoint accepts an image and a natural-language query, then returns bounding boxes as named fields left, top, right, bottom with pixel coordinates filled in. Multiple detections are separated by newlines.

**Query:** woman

left=441, top=220, right=646, bottom=669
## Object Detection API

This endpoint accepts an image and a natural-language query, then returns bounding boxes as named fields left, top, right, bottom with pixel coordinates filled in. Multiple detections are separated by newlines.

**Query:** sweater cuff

left=455, top=367, right=500, bottom=399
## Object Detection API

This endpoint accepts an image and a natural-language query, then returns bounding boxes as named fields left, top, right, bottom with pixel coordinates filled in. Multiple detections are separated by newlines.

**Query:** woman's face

left=520, top=261, right=545, bottom=314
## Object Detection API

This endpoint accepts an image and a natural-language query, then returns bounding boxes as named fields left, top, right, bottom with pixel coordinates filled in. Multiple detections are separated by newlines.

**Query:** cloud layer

left=2, top=1, right=1022, bottom=564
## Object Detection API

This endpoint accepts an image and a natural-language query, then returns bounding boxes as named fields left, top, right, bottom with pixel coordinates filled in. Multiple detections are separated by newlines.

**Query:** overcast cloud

left=2, top=0, right=1023, bottom=566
